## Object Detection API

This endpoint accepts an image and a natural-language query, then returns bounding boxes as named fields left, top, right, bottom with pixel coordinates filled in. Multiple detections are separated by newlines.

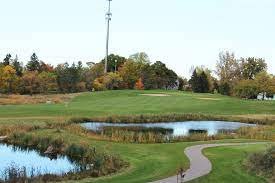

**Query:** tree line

left=1, top=51, right=274, bottom=99
left=0, top=52, right=178, bottom=95
left=186, top=51, right=275, bottom=99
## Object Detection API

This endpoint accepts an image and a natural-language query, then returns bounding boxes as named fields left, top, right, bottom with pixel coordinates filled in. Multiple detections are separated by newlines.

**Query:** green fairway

left=0, top=90, right=275, bottom=121
left=189, top=144, right=269, bottom=183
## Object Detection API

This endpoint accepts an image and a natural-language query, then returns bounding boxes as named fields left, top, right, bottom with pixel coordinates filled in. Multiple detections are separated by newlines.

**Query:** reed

left=69, top=113, right=275, bottom=125
left=2, top=132, right=128, bottom=181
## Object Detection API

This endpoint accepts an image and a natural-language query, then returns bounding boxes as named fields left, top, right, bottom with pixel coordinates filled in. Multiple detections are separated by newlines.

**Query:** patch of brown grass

left=0, top=93, right=80, bottom=105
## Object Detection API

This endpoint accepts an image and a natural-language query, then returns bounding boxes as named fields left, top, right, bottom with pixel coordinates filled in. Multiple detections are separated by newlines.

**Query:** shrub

left=234, top=80, right=259, bottom=99
left=244, top=146, right=275, bottom=181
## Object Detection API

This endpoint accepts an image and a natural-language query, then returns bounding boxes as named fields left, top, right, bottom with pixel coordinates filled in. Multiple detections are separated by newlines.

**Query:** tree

left=11, top=55, right=23, bottom=76
left=55, top=62, right=82, bottom=93
left=199, top=71, right=209, bottom=93
left=149, top=61, right=178, bottom=89
left=38, top=72, right=57, bottom=93
left=26, top=53, right=40, bottom=72
left=101, top=54, right=127, bottom=72
left=93, top=72, right=123, bottom=91
left=254, top=71, right=273, bottom=99
left=216, top=51, right=242, bottom=95
left=0, top=65, right=18, bottom=93
left=119, top=60, right=141, bottom=89
left=84, top=63, right=104, bottom=90
left=219, top=82, right=231, bottom=95
left=135, top=78, right=144, bottom=90
left=3, top=54, right=12, bottom=66
left=196, top=66, right=215, bottom=92
left=189, top=70, right=199, bottom=92
left=241, top=57, right=267, bottom=79
left=20, top=71, right=40, bottom=95
left=178, top=77, right=188, bottom=91
left=40, top=61, right=54, bottom=72
left=129, top=52, right=150, bottom=64
left=234, top=80, right=259, bottom=99
left=189, top=70, right=209, bottom=93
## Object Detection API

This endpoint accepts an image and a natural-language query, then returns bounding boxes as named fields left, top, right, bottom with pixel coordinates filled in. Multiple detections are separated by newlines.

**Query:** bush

left=234, top=80, right=259, bottom=99
left=244, top=146, right=275, bottom=181
left=219, top=82, right=231, bottom=95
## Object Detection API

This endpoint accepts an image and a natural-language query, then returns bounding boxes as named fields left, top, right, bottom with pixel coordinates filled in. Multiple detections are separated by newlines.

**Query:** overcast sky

left=0, top=0, right=274, bottom=77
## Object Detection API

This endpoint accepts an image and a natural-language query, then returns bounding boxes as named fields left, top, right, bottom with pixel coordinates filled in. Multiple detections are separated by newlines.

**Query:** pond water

left=0, top=144, right=79, bottom=180
left=81, top=121, right=256, bottom=136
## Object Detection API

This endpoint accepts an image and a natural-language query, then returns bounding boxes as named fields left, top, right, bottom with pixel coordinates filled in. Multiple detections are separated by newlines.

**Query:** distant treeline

left=0, top=51, right=274, bottom=98
left=188, top=52, right=275, bottom=99
left=0, top=52, right=178, bottom=95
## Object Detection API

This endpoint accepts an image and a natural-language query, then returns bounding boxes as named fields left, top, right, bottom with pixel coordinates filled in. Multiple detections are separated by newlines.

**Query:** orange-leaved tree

left=135, top=78, right=144, bottom=90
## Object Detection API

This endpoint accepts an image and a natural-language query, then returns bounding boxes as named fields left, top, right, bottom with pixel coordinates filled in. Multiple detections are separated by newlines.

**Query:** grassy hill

left=0, top=90, right=275, bottom=123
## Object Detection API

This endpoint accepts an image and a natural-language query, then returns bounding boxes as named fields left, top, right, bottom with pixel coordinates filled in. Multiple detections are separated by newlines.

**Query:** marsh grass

left=2, top=131, right=128, bottom=182
left=69, top=113, right=275, bottom=125
left=0, top=93, right=79, bottom=105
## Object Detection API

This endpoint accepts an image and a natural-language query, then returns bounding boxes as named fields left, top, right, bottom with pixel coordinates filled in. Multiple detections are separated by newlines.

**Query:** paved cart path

left=151, top=143, right=266, bottom=183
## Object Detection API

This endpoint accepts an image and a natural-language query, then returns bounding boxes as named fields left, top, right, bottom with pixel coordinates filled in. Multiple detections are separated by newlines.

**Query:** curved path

left=151, top=143, right=267, bottom=183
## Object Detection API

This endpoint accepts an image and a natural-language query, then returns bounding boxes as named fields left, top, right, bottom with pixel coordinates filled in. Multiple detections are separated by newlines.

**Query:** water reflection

left=82, top=121, right=255, bottom=136
left=0, top=144, right=79, bottom=179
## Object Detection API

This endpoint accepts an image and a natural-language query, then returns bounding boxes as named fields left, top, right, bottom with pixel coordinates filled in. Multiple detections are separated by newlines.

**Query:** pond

left=81, top=121, right=256, bottom=136
left=0, top=143, right=80, bottom=180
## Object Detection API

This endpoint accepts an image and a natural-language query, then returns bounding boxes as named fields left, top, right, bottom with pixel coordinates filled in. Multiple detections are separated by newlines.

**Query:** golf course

left=0, top=90, right=274, bottom=182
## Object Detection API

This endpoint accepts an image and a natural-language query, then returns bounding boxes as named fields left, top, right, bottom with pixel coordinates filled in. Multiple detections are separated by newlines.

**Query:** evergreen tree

left=3, top=54, right=12, bottom=66
left=189, top=70, right=199, bottom=92
left=12, top=55, right=23, bottom=76
left=189, top=70, right=210, bottom=93
left=26, top=53, right=40, bottom=72
left=199, top=71, right=209, bottom=93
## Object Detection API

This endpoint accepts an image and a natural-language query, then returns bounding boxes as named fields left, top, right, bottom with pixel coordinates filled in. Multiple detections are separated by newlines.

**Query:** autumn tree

left=216, top=51, right=242, bottom=95
left=20, top=71, right=40, bottom=95
left=93, top=72, right=122, bottom=91
left=135, top=78, right=144, bottom=90
left=0, top=65, right=18, bottom=93
left=38, top=71, right=57, bottom=93
left=84, top=63, right=104, bottom=90
left=119, top=60, right=141, bottom=89
left=241, top=57, right=267, bottom=79
left=234, top=80, right=259, bottom=99
left=254, top=71, right=274, bottom=99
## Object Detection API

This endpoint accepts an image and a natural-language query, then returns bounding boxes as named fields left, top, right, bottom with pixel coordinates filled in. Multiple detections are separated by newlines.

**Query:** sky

left=0, top=0, right=275, bottom=77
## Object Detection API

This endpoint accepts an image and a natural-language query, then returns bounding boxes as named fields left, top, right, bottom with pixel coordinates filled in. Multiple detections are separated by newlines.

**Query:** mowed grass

left=31, top=129, right=270, bottom=183
left=0, top=90, right=274, bottom=182
left=190, top=144, right=269, bottom=183
left=0, top=90, right=275, bottom=121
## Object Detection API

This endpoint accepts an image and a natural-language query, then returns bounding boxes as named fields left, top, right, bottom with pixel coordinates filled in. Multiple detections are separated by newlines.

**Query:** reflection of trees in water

left=217, top=129, right=236, bottom=134
left=188, top=129, right=207, bottom=134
